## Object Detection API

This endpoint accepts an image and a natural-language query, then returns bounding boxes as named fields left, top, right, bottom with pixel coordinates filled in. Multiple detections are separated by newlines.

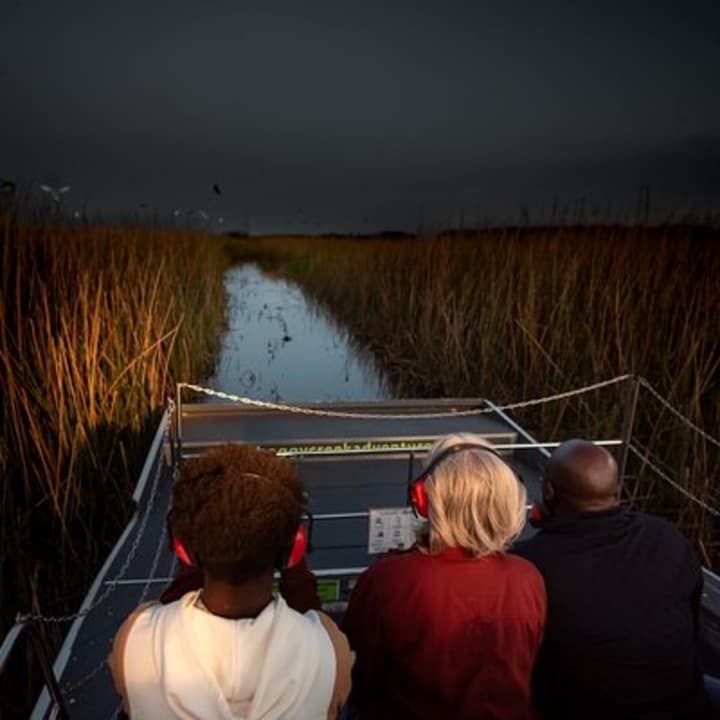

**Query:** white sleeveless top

left=122, top=591, right=336, bottom=719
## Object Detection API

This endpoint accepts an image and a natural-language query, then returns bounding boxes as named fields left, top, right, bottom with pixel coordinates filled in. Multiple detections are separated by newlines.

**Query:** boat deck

left=33, top=397, right=549, bottom=718
left=28, top=396, right=720, bottom=718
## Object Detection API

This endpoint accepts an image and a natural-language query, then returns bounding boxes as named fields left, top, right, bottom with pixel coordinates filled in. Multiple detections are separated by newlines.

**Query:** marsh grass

left=0, top=209, right=227, bottom=711
left=2, top=220, right=718, bottom=709
left=229, top=227, right=720, bottom=561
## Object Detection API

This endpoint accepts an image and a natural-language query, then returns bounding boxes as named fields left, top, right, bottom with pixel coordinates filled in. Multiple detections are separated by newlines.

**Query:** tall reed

left=0, top=210, right=227, bottom=642
left=230, top=227, right=720, bottom=560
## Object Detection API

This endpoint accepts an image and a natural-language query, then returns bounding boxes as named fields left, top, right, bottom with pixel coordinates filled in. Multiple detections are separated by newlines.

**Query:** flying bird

left=40, top=184, right=70, bottom=203
left=212, top=184, right=221, bottom=195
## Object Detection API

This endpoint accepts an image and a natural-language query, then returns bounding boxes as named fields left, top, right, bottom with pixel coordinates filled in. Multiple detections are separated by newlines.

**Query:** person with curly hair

left=108, top=444, right=353, bottom=720
left=341, top=433, right=546, bottom=720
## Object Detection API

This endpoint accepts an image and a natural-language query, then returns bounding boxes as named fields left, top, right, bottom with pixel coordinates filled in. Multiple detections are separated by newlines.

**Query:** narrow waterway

left=205, top=263, right=389, bottom=401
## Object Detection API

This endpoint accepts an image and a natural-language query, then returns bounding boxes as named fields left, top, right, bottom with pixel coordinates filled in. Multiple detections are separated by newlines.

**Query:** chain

left=180, top=377, right=720, bottom=452
left=62, top=655, right=110, bottom=696
left=139, top=521, right=170, bottom=604
left=492, top=375, right=634, bottom=413
left=102, top=549, right=178, bottom=720
left=628, top=443, right=720, bottom=517
left=178, top=374, right=634, bottom=420
left=62, top=460, right=176, bottom=698
left=18, top=405, right=172, bottom=625
left=36, top=381, right=720, bottom=704
left=60, top=531, right=172, bottom=699
left=638, top=378, right=720, bottom=449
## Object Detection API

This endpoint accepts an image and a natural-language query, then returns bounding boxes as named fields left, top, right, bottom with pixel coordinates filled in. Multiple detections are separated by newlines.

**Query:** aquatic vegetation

left=0, top=209, right=227, bottom=643
left=229, top=227, right=720, bottom=562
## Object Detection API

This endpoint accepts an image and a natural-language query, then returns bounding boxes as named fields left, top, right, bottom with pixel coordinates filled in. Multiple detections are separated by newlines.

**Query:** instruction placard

left=367, top=507, right=422, bottom=555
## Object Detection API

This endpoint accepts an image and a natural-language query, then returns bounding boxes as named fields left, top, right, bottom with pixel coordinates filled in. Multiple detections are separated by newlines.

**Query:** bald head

left=543, top=439, right=620, bottom=514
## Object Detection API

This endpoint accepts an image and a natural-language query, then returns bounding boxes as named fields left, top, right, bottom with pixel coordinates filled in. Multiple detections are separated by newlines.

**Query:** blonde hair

left=421, top=432, right=527, bottom=557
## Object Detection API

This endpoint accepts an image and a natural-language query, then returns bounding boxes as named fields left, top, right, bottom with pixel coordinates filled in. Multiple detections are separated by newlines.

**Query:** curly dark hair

left=169, top=444, right=304, bottom=583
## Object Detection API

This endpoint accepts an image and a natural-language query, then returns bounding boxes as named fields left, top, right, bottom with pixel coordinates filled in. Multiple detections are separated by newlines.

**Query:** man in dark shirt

left=513, top=439, right=712, bottom=720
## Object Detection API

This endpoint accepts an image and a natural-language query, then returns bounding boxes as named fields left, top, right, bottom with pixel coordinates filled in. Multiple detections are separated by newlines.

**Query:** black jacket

left=513, top=507, right=712, bottom=719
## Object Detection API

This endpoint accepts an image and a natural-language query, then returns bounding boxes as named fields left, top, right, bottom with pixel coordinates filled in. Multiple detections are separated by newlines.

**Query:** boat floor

left=39, top=400, right=545, bottom=717
left=37, top=398, right=720, bottom=718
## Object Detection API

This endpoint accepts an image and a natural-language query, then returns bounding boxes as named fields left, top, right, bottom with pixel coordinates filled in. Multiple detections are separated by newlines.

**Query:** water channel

left=205, top=263, right=389, bottom=401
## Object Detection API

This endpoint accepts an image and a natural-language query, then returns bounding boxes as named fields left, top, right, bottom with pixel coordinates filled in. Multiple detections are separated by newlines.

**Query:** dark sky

left=2, top=0, right=719, bottom=233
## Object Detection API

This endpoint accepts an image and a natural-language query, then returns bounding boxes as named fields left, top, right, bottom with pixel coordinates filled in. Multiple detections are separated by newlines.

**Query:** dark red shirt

left=341, top=547, right=546, bottom=720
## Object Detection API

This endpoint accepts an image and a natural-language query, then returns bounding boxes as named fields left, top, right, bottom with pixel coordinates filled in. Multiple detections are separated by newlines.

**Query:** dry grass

left=229, top=226, right=720, bottom=560
left=0, top=210, right=227, bottom=639
left=2, top=220, right=718, bottom=709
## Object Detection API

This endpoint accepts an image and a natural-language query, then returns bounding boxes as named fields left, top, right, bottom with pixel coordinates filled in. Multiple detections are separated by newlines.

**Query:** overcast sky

left=1, top=0, right=719, bottom=233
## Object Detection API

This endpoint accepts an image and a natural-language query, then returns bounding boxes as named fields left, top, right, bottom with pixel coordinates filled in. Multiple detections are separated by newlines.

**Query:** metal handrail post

left=176, top=382, right=184, bottom=448
left=29, top=622, right=70, bottom=719
left=167, top=398, right=179, bottom=474
left=0, top=619, right=70, bottom=719
left=618, top=376, right=641, bottom=494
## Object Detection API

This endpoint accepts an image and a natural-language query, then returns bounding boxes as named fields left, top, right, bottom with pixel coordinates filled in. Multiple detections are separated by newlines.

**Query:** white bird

left=40, top=184, right=70, bottom=203
left=217, top=216, right=224, bottom=225
left=196, top=210, right=208, bottom=221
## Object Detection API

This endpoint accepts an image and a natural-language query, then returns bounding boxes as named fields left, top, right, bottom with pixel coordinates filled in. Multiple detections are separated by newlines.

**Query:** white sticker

left=367, top=507, right=423, bottom=555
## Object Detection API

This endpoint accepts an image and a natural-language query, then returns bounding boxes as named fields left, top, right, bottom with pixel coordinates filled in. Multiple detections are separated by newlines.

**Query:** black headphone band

left=420, top=442, right=504, bottom=481
left=168, top=502, right=314, bottom=559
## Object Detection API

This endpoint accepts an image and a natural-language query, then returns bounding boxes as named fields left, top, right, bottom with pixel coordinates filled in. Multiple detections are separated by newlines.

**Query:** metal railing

left=5, top=374, right=720, bottom=716
left=3, top=404, right=174, bottom=720
left=0, top=619, right=69, bottom=719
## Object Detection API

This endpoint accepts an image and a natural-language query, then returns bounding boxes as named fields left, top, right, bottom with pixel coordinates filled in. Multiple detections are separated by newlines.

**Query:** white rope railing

left=178, top=374, right=634, bottom=420
left=179, top=376, right=720, bottom=452
left=15, top=375, right=719, bottom=708
left=628, top=443, right=720, bottom=517
left=638, top=378, right=720, bottom=449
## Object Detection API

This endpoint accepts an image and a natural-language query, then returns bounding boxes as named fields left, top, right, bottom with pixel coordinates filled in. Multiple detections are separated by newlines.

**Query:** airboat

left=2, top=375, right=719, bottom=719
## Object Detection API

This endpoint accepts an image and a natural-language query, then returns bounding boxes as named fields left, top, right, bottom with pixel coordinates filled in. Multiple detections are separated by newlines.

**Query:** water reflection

left=205, top=264, right=388, bottom=401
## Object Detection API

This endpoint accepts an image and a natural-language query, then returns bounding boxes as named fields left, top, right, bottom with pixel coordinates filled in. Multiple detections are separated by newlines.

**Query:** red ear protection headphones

left=168, top=466, right=315, bottom=569
left=172, top=534, right=194, bottom=566
left=408, top=442, right=505, bottom=518
left=528, top=503, right=545, bottom=529
left=286, top=523, right=309, bottom=567
left=168, top=490, right=314, bottom=571
left=169, top=516, right=313, bottom=569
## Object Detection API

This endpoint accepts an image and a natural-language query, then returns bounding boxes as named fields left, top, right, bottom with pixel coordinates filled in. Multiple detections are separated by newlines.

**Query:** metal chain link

left=60, top=532, right=173, bottom=699
left=179, top=374, right=634, bottom=420
left=638, top=378, right=720, bottom=449
left=180, top=377, right=720, bottom=450
left=62, top=655, right=110, bottom=696
left=104, top=545, right=179, bottom=720
left=628, top=443, right=720, bottom=517
left=24, top=380, right=718, bottom=706
left=18, top=405, right=172, bottom=625
left=62, top=466, right=176, bottom=698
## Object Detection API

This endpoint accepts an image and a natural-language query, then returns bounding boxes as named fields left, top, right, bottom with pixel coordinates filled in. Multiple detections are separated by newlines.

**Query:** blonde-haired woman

left=342, top=433, right=546, bottom=720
